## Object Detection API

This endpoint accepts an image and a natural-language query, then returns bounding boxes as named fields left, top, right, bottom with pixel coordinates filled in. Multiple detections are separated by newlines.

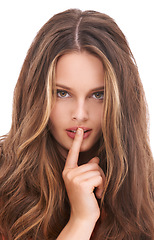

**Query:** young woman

left=0, top=8, right=153, bottom=240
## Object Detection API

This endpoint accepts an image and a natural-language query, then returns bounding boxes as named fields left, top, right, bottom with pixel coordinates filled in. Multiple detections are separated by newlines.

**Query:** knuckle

left=62, top=169, right=72, bottom=181
left=62, top=168, right=68, bottom=177
left=94, top=163, right=100, bottom=169
left=66, top=172, right=73, bottom=181
left=96, top=171, right=101, bottom=177
left=89, top=162, right=99, bottom=170
left=81, top=181, right=88, bottom=189
left=97, top=175, right=103, bottom=183
left=72, top=177, right=85, bottom=191
left=62, top=169, right=66, bottom=179
left=72, top=176, right=80, bottom=185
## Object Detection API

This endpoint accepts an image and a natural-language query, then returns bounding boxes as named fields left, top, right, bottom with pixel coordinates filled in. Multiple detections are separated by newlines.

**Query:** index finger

left=64, top=128, right=84, bottom=169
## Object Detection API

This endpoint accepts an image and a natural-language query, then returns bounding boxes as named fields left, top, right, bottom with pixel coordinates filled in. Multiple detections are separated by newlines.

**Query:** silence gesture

left=62, top=128, right=105, bottom=223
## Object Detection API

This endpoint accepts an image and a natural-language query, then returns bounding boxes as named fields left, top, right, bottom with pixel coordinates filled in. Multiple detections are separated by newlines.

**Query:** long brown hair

left=0, top=9, right=153, bottom=240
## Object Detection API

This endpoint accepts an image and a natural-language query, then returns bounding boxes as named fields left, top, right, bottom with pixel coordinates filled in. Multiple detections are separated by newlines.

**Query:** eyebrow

left=56, top=84, right=104, bottom=91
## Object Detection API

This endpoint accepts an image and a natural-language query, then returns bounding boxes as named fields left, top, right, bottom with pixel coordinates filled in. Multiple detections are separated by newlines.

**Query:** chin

left=79, top=143, right=93, bottom=153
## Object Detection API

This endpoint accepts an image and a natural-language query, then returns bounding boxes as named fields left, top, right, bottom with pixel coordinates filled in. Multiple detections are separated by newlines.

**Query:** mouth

left=66, top=127, right=92, bottom=139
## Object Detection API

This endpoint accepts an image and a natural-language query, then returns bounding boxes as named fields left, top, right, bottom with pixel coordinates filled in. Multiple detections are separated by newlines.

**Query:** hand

left=62, top=128, right=105, bottom=223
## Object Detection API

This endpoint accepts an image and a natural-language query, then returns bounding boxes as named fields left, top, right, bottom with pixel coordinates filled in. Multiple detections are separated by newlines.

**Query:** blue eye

left=57, top=90, right=70, bottom=98
left=92, top=91, right=104, bottom=100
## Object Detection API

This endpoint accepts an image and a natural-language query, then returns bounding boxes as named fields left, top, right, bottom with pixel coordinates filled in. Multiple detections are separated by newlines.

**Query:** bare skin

left=57, top=128, right=105, bottom=239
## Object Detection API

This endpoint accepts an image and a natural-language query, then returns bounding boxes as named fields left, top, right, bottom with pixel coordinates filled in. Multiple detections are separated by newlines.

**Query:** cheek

left=50, top=103, right=64, bottom=121
left=49, top=106, right=60, bottom=129
left=90, top=103, right=104, bottom=124
left=49, top=102, right=70, bottom=132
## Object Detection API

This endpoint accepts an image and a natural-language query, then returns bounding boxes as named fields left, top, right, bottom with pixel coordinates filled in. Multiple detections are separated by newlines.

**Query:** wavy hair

left=0, top=9, right=153, bottom=240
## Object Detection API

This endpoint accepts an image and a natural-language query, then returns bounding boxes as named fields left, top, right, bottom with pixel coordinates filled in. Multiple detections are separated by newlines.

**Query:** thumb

left=88, top=156, right=100, bottom=164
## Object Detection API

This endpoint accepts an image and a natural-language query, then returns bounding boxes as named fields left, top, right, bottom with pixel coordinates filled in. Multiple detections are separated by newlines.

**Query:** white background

left=0, top=0, right=153, bottom=156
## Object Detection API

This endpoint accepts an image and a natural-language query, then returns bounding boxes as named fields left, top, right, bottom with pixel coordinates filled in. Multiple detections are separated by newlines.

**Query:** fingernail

left=77, top=128, right=82, bottom=135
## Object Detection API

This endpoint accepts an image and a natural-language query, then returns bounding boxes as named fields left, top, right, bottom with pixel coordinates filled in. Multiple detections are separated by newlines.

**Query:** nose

left=72, top=99, right=89, bottom=123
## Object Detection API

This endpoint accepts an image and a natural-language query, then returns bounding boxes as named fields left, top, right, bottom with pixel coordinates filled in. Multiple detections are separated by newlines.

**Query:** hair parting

left=75, top=17, right=82, bottom=50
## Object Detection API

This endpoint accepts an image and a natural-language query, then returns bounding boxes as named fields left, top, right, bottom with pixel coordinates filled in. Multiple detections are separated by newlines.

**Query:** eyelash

left=57, top=90, right=70, bottom=98
left=92, top=91, right=104, bottom=100
left=56, top=89, right=104, bottom=100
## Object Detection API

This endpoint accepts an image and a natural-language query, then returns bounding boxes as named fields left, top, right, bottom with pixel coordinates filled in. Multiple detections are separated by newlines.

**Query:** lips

left=66, top=127, right=92, bottom=139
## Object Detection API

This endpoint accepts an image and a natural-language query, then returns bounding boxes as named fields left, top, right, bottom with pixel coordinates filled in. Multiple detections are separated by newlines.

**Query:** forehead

left=55, top=51, right=104, bottom=89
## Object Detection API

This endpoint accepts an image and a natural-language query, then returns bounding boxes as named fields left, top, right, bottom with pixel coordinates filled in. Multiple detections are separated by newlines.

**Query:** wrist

left=69, top=214, right=98, bottom=237
left=70, top=207, right=100, bottom=225
left=57, top=215, right=97, bottom=240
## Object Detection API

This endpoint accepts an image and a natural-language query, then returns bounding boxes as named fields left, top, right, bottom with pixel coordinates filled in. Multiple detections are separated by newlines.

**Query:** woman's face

left=49, top=51, right=104, bottom=156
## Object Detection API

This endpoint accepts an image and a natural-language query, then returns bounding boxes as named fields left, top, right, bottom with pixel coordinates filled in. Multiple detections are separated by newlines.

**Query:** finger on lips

left=65, top=128, right=84, bottom=169
left=63, top=127, right=105, bottom=200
